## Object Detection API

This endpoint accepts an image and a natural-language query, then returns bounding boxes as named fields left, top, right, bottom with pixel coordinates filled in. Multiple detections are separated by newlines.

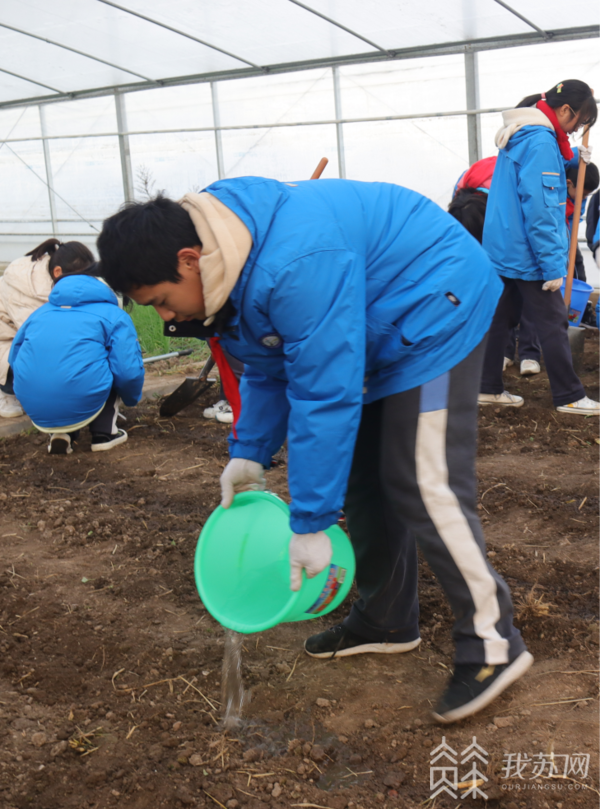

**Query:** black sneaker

left=48, top=434, right=72, bottom=455
left=91, top=429, right=128, bottom=452
left=432, top=650, right=534, bottom=724
left=304, top=623, right=421, bottom=659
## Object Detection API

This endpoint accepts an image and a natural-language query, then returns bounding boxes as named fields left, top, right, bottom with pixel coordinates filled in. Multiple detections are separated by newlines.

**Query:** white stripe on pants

left=415, top=407, right=510, bottom=665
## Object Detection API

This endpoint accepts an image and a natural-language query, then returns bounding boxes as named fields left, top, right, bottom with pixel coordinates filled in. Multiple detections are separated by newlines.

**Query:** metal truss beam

left=0, top=22, right=155, bottom=83
left=0, top=25, right=596, bottom=111
left=97, top=0, right=261, bottom=69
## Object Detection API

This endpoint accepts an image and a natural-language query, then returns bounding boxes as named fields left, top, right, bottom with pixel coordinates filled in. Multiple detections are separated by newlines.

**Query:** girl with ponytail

left=0, top=239, right=94, bottom=418
left=479, top=79, right=599, bottom=415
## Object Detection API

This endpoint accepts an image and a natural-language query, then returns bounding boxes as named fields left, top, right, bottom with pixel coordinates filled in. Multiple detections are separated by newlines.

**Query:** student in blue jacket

left=480, top=80, right=598, bottom=415
left=10, top=260, right=145, bottom=455
left=98, top=178, right=532, bottom=723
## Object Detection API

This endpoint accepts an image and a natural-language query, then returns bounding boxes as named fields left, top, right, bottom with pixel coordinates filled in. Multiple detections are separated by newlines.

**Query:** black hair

left=26, top=238, right=96, bottom=283
left=97, top=194, right=201, bottom=294
left=566, top=161, right=600, bottom=193
left=448, top=189, right=488, bottom=243
left=517, top=80, right=597, bottom=128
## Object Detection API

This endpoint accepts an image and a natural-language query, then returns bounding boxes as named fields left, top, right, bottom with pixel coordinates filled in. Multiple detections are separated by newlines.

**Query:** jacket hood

left=495, top=108, right=554, bottom=149
left=179, top=191, right=253, bottom=324
left=193, top=178, right=291, bottom=318
left=49, top=275, right=118, bottom=308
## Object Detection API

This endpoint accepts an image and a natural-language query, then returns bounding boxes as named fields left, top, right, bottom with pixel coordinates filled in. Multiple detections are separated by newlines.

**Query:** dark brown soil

left=0, top=337, right=598, bottom=809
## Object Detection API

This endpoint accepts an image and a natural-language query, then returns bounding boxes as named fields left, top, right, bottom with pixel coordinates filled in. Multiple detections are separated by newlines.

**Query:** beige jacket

left=0, top=254, right=53, bottom=385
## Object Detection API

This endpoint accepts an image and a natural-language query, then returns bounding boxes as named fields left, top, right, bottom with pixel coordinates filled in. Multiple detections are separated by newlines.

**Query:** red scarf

left=566, top=196, right=574, bottom=229
left=536, top=100, right=574, bottom=160
left=209, top=336, right=241, bottom=439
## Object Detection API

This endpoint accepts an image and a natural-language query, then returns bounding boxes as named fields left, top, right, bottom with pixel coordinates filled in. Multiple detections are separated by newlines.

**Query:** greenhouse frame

left=0, top=0, right=598, bottom=272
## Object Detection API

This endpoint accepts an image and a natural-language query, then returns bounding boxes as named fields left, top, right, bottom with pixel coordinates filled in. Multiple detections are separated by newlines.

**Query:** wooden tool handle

left=310, top=157, right=329, bottom=180
left=564, top=126, right=591, bottom=310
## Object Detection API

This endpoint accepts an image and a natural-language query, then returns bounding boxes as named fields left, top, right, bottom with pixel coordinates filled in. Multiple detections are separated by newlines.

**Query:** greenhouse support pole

left=333, top=67, right=346, bottom=179
left=115, top=90, right=135, bottom=202
left=211, top=82, right=225, bottom=180
left=39, top=105, right=58, bottom=236
left=464, top=49, right=482, bottom=165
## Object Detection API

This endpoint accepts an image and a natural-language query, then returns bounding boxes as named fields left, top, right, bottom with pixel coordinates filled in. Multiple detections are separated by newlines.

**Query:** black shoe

left=432, top=650, right=534, bottom=724
left=304, top=623, right=421, bottom=659
left=91, top=429, right=128, bottom=452
left=48, top=434, right=72, bottom=455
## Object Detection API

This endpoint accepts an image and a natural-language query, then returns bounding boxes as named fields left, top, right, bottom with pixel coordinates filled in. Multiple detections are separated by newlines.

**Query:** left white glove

left=579, top=145, right=593, bottom=165
left=289, top=531, right=332, bottom=591
left=542, top=278, right=563, bottom=292
left=220, top=458, right=266, bottom=509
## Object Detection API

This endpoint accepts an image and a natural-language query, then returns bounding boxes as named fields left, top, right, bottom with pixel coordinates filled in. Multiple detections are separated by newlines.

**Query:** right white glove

left=579, top=145, right=593, bottom=165
left=289, top=531, right=333, bottom=591
left=542, top=278, right=563, bottom=292
left=220, top=458, right=266, bottom=508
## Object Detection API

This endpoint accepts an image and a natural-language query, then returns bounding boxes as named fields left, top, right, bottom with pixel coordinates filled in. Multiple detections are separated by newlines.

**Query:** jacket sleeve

left=517, top=144, right=569, bottom=281
left=107, top=313, right=145, bottom=406
left=269, top=250, right=366, bottom=534
left=228, top=365, right=290, bottom=468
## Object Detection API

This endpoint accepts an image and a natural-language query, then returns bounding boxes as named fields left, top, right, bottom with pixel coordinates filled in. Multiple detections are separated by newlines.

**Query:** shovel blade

left=159, top=378, right=214, bottom=417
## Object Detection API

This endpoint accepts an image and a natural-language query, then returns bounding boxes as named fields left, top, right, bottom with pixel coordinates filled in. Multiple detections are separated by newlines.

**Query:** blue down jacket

left=10, top=275, right=144, bottom=428
left=203, top=177, right=502, bottom=534
left=483, top=127, right=579, bottom=281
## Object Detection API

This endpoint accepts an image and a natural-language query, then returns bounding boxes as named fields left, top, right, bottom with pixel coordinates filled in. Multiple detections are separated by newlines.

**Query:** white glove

left=220, top=458, right=265, bottom=508
left=289, top=531, right=332, bottom=591
left=579, top=145, right=593, bottom=165
left=542, top=278, right=563, bottom=292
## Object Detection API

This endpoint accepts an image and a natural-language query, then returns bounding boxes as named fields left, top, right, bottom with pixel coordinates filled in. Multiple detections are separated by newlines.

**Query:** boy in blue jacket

left=10, top=265, right=144, bottom=454
left=98, top=178, right=532, bottom=723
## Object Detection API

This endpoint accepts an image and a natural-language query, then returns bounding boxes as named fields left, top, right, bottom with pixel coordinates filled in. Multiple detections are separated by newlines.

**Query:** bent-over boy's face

left=566, top=179, right=593, bottom=202
left=129, top=247, right=206, bottom=322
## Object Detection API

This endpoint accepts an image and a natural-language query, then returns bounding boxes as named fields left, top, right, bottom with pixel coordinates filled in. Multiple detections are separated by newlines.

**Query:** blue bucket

left=560, top=278, right=593, bottom=327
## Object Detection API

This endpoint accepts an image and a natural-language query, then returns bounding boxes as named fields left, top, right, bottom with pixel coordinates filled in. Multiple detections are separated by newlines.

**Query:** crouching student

left=0, top=239, right=95, bottom=418
left=98, top=180, right=533, bottom=724
left=10, top=261, right=144, bottom=455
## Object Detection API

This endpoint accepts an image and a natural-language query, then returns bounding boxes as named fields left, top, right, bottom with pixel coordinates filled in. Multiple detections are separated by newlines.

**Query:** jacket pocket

left=541, top=173, right=561, bottom=208
left=365, top=315, right=411, bottom=373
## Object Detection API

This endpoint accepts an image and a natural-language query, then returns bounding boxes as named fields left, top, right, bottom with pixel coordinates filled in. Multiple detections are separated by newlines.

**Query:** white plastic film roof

left=0, top=0, right=597, bottom=108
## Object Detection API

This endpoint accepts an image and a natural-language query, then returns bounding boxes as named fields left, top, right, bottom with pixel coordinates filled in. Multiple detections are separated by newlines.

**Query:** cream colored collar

left=495, top=107, right=553, bottom=149
left=179, top=192, right=253, bottom=325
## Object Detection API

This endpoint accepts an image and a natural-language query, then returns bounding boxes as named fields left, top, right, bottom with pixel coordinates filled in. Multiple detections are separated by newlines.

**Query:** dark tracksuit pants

left=505, top=306, right=541, bottom=363
left=505, top=246, right=586, bottom=363
left=481, top=277, right=585, bottom=407
left=69, top=388, right=120, bottom=440
left=342, top=338, right=526, bottom=666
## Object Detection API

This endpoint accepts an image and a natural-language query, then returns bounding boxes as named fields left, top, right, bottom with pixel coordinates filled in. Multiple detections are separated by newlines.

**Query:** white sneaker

left=91, top=428, right=128, bottom=452
left=478, top=392, right=524, bottom=407
left=556, top=396, right=600, bottom=415
left=215, top=403, right=234, bottom=424
left=0, top=391, right=23, bottom=418
left=203, top=400, right=229, bottom=420
left=520, top=359, right=541, bottom=376
left=503, top=357, right=514, bottom=371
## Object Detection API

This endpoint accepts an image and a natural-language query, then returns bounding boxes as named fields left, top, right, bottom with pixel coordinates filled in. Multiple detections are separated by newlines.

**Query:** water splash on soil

left=221, top=629, right=247, bottom=729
